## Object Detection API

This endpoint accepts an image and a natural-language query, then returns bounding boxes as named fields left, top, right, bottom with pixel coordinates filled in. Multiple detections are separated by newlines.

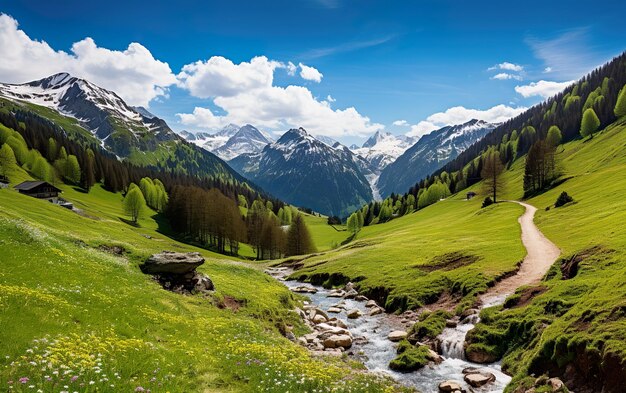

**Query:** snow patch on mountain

left=352, top=131, right=415, bottom=171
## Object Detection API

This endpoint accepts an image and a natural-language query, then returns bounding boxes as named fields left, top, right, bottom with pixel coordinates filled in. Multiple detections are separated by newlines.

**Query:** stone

left=344, top=289, right=358, bottom=299
left=547, top=378, right=565, bottom=391
left=355, top=295, right=368, bottom=301
left=446, top=319, right=458, bottom=328
left=427, top=348, right=443, bottom=364
left=327, top=307, right=342, bottom=313
left=346, top=309, right=362, bottom=319
left=291, top=286, right=317, bottom=294
left=285, top=332, right=296, bottom=342
left=191, top=272, right=214, bottom=291
left=365, top=300, right=378, bottom=308
left=334, top=319, right=348, bottom=329
left=460, top=308, right=479, bottom=319
left=388, top=330, right=408, bottom=342
left=312, top=314, right=327, bottom=324
left=438, top=380, right=463, bottom=393
left=465, top=346, right=498, bottom=363
left=140, top=251, right=204, bottom=275
left=464, top=372, right=496, bottom=387
left=327, top=290, right=345, bottom=298
left=345, top=282, right=355, bottom=291
left=369, top=307, right=383, bottom=316
left=323, top=334, right=353, bottom=349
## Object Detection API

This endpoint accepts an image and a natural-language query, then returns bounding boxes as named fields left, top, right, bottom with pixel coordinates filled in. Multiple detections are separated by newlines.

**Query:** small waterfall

left=437, top=315, right=480, bottom=360
left=440, top=334, right=465, bottom=359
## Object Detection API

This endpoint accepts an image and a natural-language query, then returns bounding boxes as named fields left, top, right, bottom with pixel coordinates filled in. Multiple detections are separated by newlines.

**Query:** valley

left=1, top=4, right=626, bottom=393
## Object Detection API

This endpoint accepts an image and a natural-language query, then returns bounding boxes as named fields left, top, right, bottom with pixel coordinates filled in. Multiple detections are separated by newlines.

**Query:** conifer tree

left=286, top=214, right=316, bottom=256
left=481, top=150, right=504, bottom=203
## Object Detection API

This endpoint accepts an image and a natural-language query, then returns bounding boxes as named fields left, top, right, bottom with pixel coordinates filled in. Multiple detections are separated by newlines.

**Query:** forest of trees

left=0, top=103, right=317, bottom=259
left=341, top=51, right=626, bottom=228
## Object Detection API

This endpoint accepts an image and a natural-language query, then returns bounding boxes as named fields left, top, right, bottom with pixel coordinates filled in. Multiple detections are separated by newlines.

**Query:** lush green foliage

left=615, top=84, right=626, bottom=117
left=389, top=344, right=431, bottom=372
left=0, top=174, right=406, bottom=393
left=580, top=108, right=600, bottom=138
left=123, top=184, right=147, bottom=223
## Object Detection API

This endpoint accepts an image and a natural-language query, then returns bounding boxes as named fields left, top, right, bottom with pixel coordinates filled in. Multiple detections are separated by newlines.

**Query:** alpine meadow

left=1, top=2, right=626, bottom=393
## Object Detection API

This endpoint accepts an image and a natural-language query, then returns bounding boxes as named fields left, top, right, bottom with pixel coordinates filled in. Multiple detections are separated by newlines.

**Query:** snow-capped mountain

left=0, top=72, right=177, bottom=156
left=180, top=124, right=272, bottom=160
left=316, top=135, right=338, bottom=147
left=229, top=128, right=373, bottom=217
left=376, top=119, right=497, bottom=197
left=352, top=131, right=415, bottom=171
left=0, top=73, right=244, bottom=183
left=214, top=124, right=271, bottom=160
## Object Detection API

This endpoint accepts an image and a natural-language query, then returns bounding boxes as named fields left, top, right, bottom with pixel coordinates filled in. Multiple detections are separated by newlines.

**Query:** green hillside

left=0, top=166, right=402, bottom=392
left=289, top=118, right=626, bottom=391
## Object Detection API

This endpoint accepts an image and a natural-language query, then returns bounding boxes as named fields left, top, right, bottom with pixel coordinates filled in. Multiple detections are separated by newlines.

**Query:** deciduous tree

left=481, top=150, right=504, bottom=203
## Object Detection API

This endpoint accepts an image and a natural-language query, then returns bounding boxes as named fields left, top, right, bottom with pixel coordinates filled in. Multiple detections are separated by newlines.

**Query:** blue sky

left=1, top=0, right=625, bottom=145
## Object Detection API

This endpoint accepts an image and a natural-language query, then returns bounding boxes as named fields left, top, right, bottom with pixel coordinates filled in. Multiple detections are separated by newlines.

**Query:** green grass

left=0, top=165, right=409, bottom=392
left=290, top=192, right=525, bottom=313
left=464, top=120, right=626, bottom=391
left=286, top=119, right=626, bottom=391
left=302, top=213, right=349, bottom=252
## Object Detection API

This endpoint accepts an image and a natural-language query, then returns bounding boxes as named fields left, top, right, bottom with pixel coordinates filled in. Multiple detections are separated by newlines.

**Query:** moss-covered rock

left=389, top=344, right=432, bottom=372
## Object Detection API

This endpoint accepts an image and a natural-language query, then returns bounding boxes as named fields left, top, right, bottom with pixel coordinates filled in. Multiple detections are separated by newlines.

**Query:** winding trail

left=480, top=201, right=561, bottom=307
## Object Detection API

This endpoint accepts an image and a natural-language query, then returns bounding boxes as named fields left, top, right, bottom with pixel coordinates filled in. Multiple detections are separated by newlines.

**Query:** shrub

left=555, top=192, right=573, bottom=208
left=482, top=197, right=494, bottom=208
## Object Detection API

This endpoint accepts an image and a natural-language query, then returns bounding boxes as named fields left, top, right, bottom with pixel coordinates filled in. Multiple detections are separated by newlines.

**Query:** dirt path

left=480, top=201, right=561, bottom=307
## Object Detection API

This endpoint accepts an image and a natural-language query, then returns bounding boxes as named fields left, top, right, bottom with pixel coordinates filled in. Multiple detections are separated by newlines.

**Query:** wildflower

left=89, top=381, right=95, bottom=385
left=19, top=377, right=29, bottom=384
left=71, top=376, right=78, bottom=382
left=135, top=387, right=145, bottom=392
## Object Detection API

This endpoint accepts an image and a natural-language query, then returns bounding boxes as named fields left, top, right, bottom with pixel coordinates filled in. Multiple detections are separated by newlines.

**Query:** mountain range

left=229, top=128, right=373, bottom=217
left=376, top=119, right=497, bottom=196
left=0, top=72, right=496, bottom=216
left=0, top=73, right=242, bottom=182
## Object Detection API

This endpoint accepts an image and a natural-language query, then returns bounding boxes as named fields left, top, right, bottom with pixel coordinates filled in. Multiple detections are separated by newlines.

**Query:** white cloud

left=492, top=73, right=523, bottom=81
left=298, top=63, right=323, bottom=83
left=488, top=62, right=524, bottom=72
left=177, top=106, right=228, bottom=129
left=406, top=104, right=527, bottom=138
left=286, top=61, right=297, bottom=76
left=0, top=13, right=176, bottom=107
left=543, top=67, right=553, bottom=73
left=514, top=80, right=574, bottom=99
left=392, top=120, right=409, bottom=127
left=326, top=95, right=336, bottom=103
left=177, top=56, right=282, bottom=98
left=176, top=56, right=381, bottom=137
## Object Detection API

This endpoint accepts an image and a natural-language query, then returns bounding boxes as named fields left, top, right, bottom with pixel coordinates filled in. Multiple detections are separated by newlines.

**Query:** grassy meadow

left=0, top=165, right=407, bottom=392
left=290, top=194, right=526, bottom=313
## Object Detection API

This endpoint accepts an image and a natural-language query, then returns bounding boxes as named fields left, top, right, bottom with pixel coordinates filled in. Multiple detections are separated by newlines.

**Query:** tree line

left=340, top=51, right=626, bottom=226
left=165, top=186, right=316, bottom=258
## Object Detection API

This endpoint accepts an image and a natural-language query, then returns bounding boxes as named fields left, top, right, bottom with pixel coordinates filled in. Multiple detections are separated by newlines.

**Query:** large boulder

left=323, top=334, right=353, bottom=349
left=464, top=372, right=496, bottom=387
left=388, top=330, right=408, bottom=342
left=346, top=309, right=363, bottom=319
left=465, top=345, right=499, bottom=363
left=141, top=251, right=204, bottom=275
left=438, top=380, right=464, bottom=393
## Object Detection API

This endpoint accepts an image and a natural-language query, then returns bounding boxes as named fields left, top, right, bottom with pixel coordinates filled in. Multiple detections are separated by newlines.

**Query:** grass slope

left=290, top=195, right=525, bottom=313
left=467, top=119, right=626, bottom=391
left=0, top=167, right=405, bottom=392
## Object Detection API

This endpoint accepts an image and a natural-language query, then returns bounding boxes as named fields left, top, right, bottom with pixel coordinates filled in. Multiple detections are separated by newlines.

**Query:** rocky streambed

left=267, top=267, right=512, bottom=393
